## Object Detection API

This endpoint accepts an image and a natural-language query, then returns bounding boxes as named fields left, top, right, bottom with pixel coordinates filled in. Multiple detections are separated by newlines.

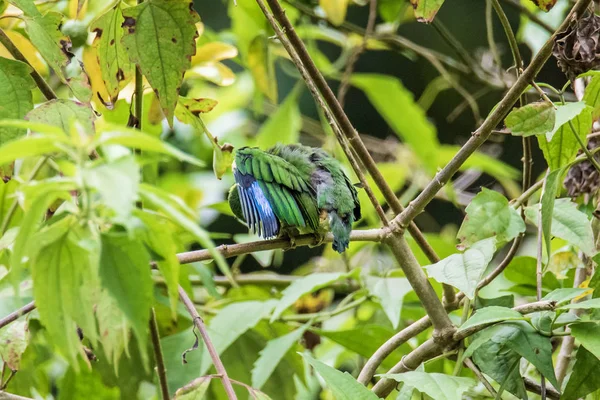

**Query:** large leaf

left=0, top=57, right=35, bottom=144
left=25, top=99, right=95, bottom=135
left=409, top=0, right=446, bottom=22
left=562, top=346, right=600, bottom=400
left=255, top=85, right=302, bottom=148
left=95, top=287, right=130, bottom=369
left=302, top=353, right=379, bottom=400
left=252, top=323, right=310, bottom=389
left=541, top=168, right=563, bottom=260
left=90, top=3, right=134, bottom=105
left=121, top=0, right=200, bottom=126
left=456, top=188, right=525, bottom=248
left=525, top=198, right=595, bottom=256
left=24, top=12, right=70, bottom=81
left=538, top=107, right=592, bottom=170
left=99, top=232, right=152, bottom=356
left=546, top=101, right=587, bottom=140
left=457, top=306, right=525, bottom=335
left=379, top=372, right=476, bottom=400
left=570, top=322, right=600, bottom=361
left=365, top=276, right=412, bottom=329
left=425, top=238, right=495, bottom=299
left=505, top=101, right=555, bottom=137
left=351, top=74, right=439, bottom=170
left=270, top=272, right=350, bottom=322
left=584, top=74, right=600, bottom=118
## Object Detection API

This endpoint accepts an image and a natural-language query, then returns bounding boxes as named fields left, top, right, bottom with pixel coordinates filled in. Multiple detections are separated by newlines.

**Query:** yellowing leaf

left=188, top=62, right=235, bottom=86
left=91, top=3, right=134, bottom=106
left=248, top=34, right=277, bottom=103
left=192, top=42, right=238, bottom=64
left=410, top=0, right=446, bottom=23
left=121, top=0, right=200, bottom=127
left=530, top=0, right=556, bottom=12
left=319, top=0, right=350, bottom=26
left=82, top=46, right=111, bottom=108
left=0, top=30, right=47, bottom=75
left=69, top=0, right=86, bottom=19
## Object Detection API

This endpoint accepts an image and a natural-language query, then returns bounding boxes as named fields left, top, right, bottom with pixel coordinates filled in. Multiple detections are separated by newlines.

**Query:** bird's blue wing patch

left=234, top=170, right=280, bottom=238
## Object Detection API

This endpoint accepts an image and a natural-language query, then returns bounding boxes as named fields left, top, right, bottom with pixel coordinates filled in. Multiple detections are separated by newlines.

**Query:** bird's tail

left=329, top=211, right=353, bottom=253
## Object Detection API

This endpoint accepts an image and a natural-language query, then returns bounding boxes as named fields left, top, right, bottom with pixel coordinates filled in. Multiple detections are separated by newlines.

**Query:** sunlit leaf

left=505, top=101, right=555, bottom=137
left=457, top=306, right=525, bottom=335
left=546, top=101, right=587, bottom=140
left=8, top=0, right=40, bottom=17
left=365, top=276, right=412, bottom=329
left=24, top=12, right=71, bottom=81
left=379, top=372, right=476, bottom=400
left=583, top=74, right=600, bottom=118
left=192, top=42, right=238, bottom=64
left=409, top=0, right=446, bottom=22
left=0, top=57, right=35, bottom=144
left=319, top=0, right=350, bottom=26
left=248, top=34, right=277, bottom=103
left=0, top=30, right=47, bottom=76
left=121, top=0, right=200, bottom=126
left=26, top=99, right=95, bottom=135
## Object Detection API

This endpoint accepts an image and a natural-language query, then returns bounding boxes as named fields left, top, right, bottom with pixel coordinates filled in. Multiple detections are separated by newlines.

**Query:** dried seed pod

left=564, top=137, right=600, bottom=197
left=553, top=13, right=600, bottom=81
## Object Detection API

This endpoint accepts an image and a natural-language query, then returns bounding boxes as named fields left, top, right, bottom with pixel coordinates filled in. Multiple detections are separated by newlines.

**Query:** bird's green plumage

left=228, top=144, right=360, bottom=253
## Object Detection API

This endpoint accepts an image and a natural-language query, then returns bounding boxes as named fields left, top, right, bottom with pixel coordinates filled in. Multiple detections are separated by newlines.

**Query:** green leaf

left=302, top=353, right=379, bottom=400
left=99, top=232, right=152, bottom=357
left=8, top=0, right=41, bottom=16
left=90, top=3, right=134, bottom=105
left=97, top=127, right=204, bottom=167
left=32, top=219, right=99, bottom=367
left=562, top=346, right=600, bottom=400
left=365, top=276, right=412, bottom=329
left=24, top=12, right=70, bottom=81
left=425, top=238, right=495, bottom=299
left=378, top=372, right=476, bottom=400
left=248, top=33, right=277, bottom=103
left=174, top=377, right=211, bottom=399
left=351, top=74, right=439, bottom=171
left=457, top=188, right=525, bottom=248
left=26, top=99, right=95, bottom=135
left=319, top=0, right=350, bottom=26
left=82, top=156, right=140, bottom=222
left=255, top=85, right=302, bottom=148
left=541, top=168, right=563, bottom=260
left=409, top=0, right=446, bottom=22
left=0, top=319, right=29, bottom=370
left=0, top=135, right=69, bottom=167
left=138, top=183, right=233, bottom=283
left=543, top=287, right=590, bottom=304
left=559, top=298, right=600, bottom=309
left=0, top=57, right=35, bottom=144
left=570, top=322, right=600, bottom=361
left=546, top=101, right=587, bottom=140
left=583, top=73, right=600, bottom=118
left=538, top=106, right=592, bottom=170
left=252, top=323, right=310, bottom=389
left=121, top=0, right=200, bottom=126
left=270, top=272, right=350, bottom=322
left=95, top=288, right=130, bottom=369
left=135, top=209, right=180, bottom=317
left=525, top=198, right=595, bottom=256
left=457, top=306, right=524, bottom=334
left=505, top=101, right=555, bottom=137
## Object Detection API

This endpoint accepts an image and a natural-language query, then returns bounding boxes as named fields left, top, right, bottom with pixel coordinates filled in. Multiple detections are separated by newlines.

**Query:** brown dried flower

left=553, top=13, right=600, bottom=81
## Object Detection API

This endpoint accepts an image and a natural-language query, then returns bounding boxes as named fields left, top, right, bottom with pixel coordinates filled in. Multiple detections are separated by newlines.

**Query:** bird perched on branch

left=228, top=144, right=361, bottom=253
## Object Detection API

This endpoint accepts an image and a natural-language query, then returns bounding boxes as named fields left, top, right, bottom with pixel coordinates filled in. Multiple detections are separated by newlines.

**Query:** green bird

left=228, top=144, right=361, bottom=253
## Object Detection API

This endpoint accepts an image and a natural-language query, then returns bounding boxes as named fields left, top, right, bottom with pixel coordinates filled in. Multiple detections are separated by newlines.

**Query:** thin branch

left=486, top=0, right=503, bottom=70
left=491, top=0, right=523, bottom=71
left=524, top=377, right=561, bottom=400
left=0, top=301, right=35, bottom=330
left=464, top=358, right=497, bottom=397
left=0, top=29, right=57, bottom=101
left=178, top=286, right=237, bottom=400
left=499, top=0, right=555, bottom=34
left=391, top=0, right=594, bottom=231
left=149, top=309, right=169, bottom=400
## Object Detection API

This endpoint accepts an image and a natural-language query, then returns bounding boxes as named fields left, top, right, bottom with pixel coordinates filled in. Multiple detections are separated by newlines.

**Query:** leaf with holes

left=0, top=57, right=35, bottom=145
left=24, top=12, right=71, bottom=81
left=505, top=101, right=555, bottom=137
left=121, top=0, right=200, bottom=126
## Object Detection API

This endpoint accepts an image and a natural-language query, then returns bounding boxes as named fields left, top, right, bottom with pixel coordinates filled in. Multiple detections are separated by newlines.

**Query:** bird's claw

left=309, top=233, right=325, bottom=248
left=285, top=234, right=297, bottom=250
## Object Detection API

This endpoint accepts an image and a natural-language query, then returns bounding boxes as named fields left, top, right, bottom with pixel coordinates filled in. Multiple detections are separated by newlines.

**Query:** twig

left=0, top=29, right=57, bottom=101
left=524, top=377, right=560, bottom=400
left=485, top=0, right=503, bottom=71
left=178, top=286, right=237, bottom=400
left=391, top=0, right=594, bottom=232
left=491, top=0, right=522, bottom=71
left=0, top=301, right=35, bottom=330
left=499, top=0, right=555, bottom=34
left=464, top=357, right=497, bottom=397
left=149, top=309, right=169, bottom=400
left=536, top=171, right=547, bottom=399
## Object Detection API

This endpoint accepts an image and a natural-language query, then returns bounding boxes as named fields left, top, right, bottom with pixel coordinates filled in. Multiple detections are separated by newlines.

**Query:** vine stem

left=178, top=286, right=238, bottom=400
left=149, top=309, right=169, bottom=400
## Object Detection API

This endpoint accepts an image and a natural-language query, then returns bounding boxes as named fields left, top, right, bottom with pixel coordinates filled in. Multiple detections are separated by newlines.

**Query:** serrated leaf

left=538, top=106, right=592, bottom=170
left=505, top=101, right=555, bottom=137
left=409, top=0, right=446, bottom=22
left=96, top=127, right=204, bottom=167
left=100, top=232, right=152, bottom=359
left=96, top=288, right=130, bottom=371
left=252, top=323, right=309, bottom=389
left=26, top=99, right=95, bottom=137
left=365, top=276, right=412, bottom=329
left=425, top=238, right=495, bottom=299
left=90, top=3, right=134, bottom=105
left=541, top=168, right=562, bottom=260
left=0, top=319, right=29, bottom=370
left=121, top=0, right=200, bottom=126
left=255, top=85, right=302, bottom=148
left=83, top=156, right=140, bottom=222
left=247, top=34, right=277, bottom=103
left=319, top=0, right=350, bottom=26
left=174, top=377, right=211, bottom=399
left=352, top=74, right=439, bottom=171
left=270, top=272, right=350, bottom=322
left=457, top=306, right=525, bottom=334
left=457, top=188, right=525, bottom=248
left=302, top=353, right=379, bottom=400
left=525, top=198, right=595, bottom=256
left=546, top=101, right=587, bottom=140
left=379, top=372, right=476, bottom=400
left=562, top=347, right=600, bottom=400
left=24, top=12, right=70, bottom=81
left=0, top=57, right=35, bottom=145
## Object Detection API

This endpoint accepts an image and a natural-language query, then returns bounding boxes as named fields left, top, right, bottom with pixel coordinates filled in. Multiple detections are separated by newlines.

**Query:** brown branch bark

left=149, top=309, right=170, bottom=400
